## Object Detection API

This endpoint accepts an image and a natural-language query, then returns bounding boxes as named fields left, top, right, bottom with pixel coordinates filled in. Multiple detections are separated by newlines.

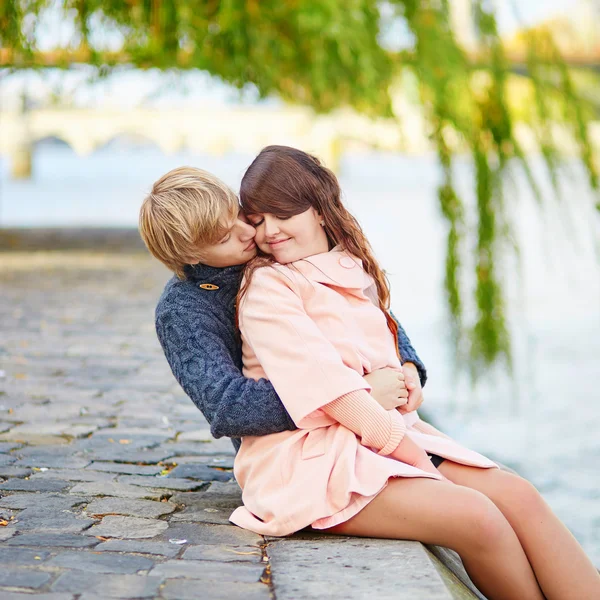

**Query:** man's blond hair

left=139, top=166, right=238, bottom=278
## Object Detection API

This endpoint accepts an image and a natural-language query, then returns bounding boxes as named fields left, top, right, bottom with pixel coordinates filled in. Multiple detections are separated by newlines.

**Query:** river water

left=1, top=143, right=599, bottom=565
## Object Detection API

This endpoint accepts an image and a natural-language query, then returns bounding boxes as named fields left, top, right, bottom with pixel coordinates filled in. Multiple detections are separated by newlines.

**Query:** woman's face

left=247, top=207, right=329, bottom=263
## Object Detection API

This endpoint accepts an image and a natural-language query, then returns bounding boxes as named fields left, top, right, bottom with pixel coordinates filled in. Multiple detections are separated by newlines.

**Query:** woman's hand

left=398, top=362, right=423, bottom=413
left=389, top=434, right=446, bottom=479
left=364, top=368, right=408, bottom=410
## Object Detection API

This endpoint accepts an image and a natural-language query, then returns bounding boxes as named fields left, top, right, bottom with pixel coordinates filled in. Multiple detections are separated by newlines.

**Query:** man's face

left=199, top=212, right=257, bottom=268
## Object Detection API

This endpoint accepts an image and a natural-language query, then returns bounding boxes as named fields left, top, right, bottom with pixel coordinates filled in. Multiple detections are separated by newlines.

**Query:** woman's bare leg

left=438, top=462, right=600, bottom=600
left=320, top=477, right=544, bottom=600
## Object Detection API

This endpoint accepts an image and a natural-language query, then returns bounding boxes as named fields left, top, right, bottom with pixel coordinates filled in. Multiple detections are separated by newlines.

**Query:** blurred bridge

left=0, top=102, right=430, bottom=179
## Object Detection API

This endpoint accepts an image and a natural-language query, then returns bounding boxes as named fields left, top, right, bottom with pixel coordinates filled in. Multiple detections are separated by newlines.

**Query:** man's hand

left=364, top=368, right=408, bottom=410
left=398, top=362, right=423, bottom=413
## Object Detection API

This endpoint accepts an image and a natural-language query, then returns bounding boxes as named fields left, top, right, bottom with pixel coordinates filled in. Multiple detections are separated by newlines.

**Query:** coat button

left=339, top=257, right=356, bottom=269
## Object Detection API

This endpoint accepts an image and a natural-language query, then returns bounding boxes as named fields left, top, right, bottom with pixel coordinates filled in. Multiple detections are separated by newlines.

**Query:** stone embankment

left=0, top=232, right=482, bottom=599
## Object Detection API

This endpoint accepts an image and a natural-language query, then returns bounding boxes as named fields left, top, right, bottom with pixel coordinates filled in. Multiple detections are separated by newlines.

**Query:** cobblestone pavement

left=0, top=250, right=478, bottom=600
left=0, top=252, right=273, bottom=600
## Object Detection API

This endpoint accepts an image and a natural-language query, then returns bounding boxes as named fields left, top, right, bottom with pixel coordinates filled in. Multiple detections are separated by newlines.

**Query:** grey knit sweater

left=155, top=262, right=427, bottom=452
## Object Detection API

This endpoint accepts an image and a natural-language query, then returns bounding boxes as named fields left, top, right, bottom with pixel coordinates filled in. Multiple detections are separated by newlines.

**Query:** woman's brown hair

left=238, top=145, right=399, bottom=348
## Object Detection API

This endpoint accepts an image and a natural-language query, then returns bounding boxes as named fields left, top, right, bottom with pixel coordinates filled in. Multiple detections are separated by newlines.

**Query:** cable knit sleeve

left=155, top=288, right=296, bottom=440
left=323, top=390, right=406, bottom=455
left=391, top=311, right=428, bottom=387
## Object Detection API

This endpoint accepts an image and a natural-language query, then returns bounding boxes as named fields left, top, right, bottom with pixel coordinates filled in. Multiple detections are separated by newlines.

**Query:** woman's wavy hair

left=238, top=145, right=399, bottom=346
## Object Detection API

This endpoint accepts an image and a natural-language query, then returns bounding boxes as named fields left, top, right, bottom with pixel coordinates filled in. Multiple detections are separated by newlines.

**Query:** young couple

left=140, top=145, right=599, bottom=600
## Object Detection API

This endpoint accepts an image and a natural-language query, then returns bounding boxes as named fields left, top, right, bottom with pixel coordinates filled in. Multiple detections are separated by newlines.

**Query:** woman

left=229, top=146, right=600, bottom=600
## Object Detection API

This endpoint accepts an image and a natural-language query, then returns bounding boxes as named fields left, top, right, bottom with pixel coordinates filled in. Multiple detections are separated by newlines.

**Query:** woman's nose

left=264, top=216, right=279, bottom=237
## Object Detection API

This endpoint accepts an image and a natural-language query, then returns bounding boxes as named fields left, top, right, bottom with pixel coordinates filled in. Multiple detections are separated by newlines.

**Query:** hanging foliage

left=1, top=0, right=598, bottom=375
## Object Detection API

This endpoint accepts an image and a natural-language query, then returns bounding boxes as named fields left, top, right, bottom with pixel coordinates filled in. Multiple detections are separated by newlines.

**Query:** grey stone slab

left=47, top=550, right=154, bottom=574
left=75, top=449, right=175, bottom=464
left=0, top=454, right=16, bottom=466
left=0, top=528, right=17, bottom=541
left=0, top=466, right=32, bottom=478
left=6, top=533, right=100, bottom=548
left=156, top=524, right=262, bottom=547
left=268, top=536, right=456, bottom=600
left=14, top=456, right=91, bottom=469
left=170, top=507, right=234, bottom=526
left=92, top=428, right=176, bottom=442
left=87, top=462, right=163, bottom=475
left=85, top=497, right=176, bottom=518
left=150, top=559, right=265, bottom=583
left=0, top=569, right=52, bottom=589
left=0, top=478, right=71, bottom=492
left=182, top=544, right=262, bottom=563
left=0, top=547, right=51, bottom=564
left=13, top=510, right=97, bottom=533
left=51, top=571, right=162, bottom=598
left=0, top=493, right=88, bottom=511
left=116, top=475, right=208, bottom=491
left=166, top=464, right=233, bottom=482
left=95, top=539, right=181, bottom=558
left=0, top=593, right=74, bottom=600
left=28, top=468, right=116, bottom=482
left=84, top=516, right=169, bottom=539
left=0, top=442, right=23, bottom=452
left=161, top=580, right=270, bottom=600
left=69, top=481, right=168, bottom=500
left=164, top=455, right=236, bottom=469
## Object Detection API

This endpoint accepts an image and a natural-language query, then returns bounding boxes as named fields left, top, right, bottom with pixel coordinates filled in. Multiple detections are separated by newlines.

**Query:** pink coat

left=229, top=249, right=497, bottom=536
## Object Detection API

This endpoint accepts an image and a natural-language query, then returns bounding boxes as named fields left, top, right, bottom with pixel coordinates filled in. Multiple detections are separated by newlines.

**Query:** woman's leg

left=321, top=477, right=545, bottom=600
left=438, top=462, right=600, bottom=600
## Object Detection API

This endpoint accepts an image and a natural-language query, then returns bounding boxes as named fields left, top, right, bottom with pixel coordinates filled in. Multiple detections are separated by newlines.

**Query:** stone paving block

left=92, top=428, right=176, bottom=443
left=0, top=493, right=88, bottom=511
left=176, top=429, right=212, bottom=443
left=150, top=559, right=265, bottom=583
left=116, top=475, right=209, bottom=491
left=0, top=454, right=16, bottom=466
left=6, top=533, right=100, bottom=548
left=0, top=569, right=52, bottom=589
left=182, top=544, right=262, bottom=563
left=51, top=571, right=162, bottom=598
left=0, top=478, right=71, bottom=493
left=166, top=464, right=233, bottom=482
left=156, top=524, right=262, bottom=547
left=268, top=536, right=456, bottom=600
left=95, top=539, right=181, bottom=558
left=47, top=550, right=154, bottom=574
left=169, top=508, right=233, bottom=527
left=85, top=497, right=176, bottom=518
left=12, top=510, right=97, bottom=533
left=14, top=456, right=91, bottom=469
left=86, top=461, right=163, bottom=476
left=0, top=593, right=74, bottom=600
left=0, top=466, right=32, bottom=478
left=73, top=448, right=175, bottom=464
left=0, top=442, right=23, bottom=452
left=0, top=547, right=51, bottom=564
left=69, top=481, right=168, bottom=500
left=0, top=528, right=17, bottom=541
left=161, top=580, right=270, bottom=600
left=28, top=469, right=116, bottom=483
left=84, top=516, right=169, bottom=539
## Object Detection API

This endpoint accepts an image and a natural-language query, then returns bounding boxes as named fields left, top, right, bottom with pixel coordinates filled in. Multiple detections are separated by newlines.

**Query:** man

left=139, top=166, right=427, bottom=451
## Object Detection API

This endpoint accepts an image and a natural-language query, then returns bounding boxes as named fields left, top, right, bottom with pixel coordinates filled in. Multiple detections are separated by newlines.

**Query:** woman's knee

left=493, top=473, right=547, bottom=519
left=454, top=488, right=515, bottom=554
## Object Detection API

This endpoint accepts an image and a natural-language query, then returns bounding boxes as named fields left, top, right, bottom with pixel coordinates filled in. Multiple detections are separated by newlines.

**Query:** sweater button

left=199, top=283, right=219, bottom=290
left=339, top=257, right=356, bottom=269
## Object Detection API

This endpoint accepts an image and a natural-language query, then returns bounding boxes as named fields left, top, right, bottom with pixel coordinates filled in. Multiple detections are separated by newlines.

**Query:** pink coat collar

left=290, top=248, right=373, bottom=292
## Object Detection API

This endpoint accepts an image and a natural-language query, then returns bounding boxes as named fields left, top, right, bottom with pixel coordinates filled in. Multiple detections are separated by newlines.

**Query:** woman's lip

left=244, top=241, right=256, bottom=252
left=268, top=238, right=290, bottom=247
